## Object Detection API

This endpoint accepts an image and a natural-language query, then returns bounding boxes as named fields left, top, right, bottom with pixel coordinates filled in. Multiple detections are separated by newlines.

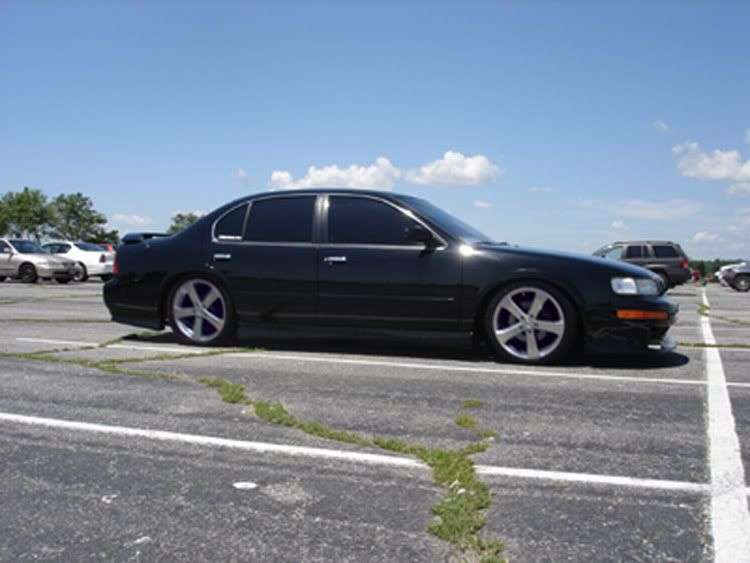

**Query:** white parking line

left=0, top=410, right=727, bottom=495
left=12, top=337, right=750, bottom=389
left=701, top=289, right=750, bottom=562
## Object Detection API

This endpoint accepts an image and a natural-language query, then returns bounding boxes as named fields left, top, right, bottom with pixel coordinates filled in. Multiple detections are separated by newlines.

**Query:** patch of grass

left=697, top=303, right=710, bottom=317
left=455, top=413, right=478, bottom=430
left=462, top=399, right=484, bottom=409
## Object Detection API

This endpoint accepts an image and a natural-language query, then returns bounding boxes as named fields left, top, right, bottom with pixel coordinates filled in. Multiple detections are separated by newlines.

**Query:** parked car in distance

left=42, top=241, right=115, bottom=282
left=593, top=241, right=691, bottom=288
left=0, top=238, right=77, bottom=284
left=716, top=262, right=745, bottom=287
left=722, top=262, right=750, bottom=292
left=104, top=189, right=678, bottom=365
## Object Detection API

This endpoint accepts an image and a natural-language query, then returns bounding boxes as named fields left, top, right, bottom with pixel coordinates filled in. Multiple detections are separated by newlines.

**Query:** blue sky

left=1, top=1, right=749, bottom=258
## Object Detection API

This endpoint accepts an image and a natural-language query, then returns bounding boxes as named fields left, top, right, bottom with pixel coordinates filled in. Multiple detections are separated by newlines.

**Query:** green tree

left=48, top=192, right=110, bottom=241
left=167, top=212, right=202, bottom=234
left=0, top=187, right=52, bottom=241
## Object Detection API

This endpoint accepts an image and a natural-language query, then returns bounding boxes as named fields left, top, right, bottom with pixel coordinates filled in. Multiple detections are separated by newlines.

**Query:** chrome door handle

left=213, top=253, right=232, bottom=261
left=323, top=256, right=347, bottom=264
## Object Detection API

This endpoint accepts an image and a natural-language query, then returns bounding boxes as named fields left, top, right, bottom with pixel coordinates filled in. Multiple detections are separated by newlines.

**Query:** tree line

left=1, top=187, right=203, bottom=243
left=0, top=187, right=119, bottom=244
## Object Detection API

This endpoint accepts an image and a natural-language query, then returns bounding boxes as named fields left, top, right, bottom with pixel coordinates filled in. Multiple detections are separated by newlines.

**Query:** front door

left=317, top=195, right=461, bottom=331
left=209, top=195, right=319, bottom=324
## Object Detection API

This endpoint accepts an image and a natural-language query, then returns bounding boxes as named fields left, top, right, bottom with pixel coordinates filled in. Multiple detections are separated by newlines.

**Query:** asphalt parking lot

left=1, top=281, right=749, bottom=562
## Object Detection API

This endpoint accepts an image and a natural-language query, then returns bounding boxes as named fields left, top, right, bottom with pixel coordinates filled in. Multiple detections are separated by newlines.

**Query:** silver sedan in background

left=0, top=238, right=77, bottom=284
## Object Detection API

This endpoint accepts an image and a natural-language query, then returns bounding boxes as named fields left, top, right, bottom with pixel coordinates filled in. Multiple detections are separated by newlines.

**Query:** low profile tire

left=734, top=275, right=750, bottom=292
left=19, top=263, right=38, bottom=284
left=484, top=281, right=578, bottom=365
left=56, top=277, right=72, bottom=285
left=169, top=277, right=236, bottom=346
left=74, top=263, right=89, bottom=282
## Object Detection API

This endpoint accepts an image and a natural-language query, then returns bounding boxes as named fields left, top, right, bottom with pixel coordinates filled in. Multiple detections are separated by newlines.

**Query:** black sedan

left=104, top=189, right=677, bottom=364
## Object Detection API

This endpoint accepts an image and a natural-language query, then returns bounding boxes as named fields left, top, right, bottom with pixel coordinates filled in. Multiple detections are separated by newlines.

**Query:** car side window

left=0, top=241, right=9, bottom=253
left=61, top=244, right=71, bottom=253
left=328, top=196, right=422, bottom=246
left=652, top=245, right=678, bottom=258
left=624, top=245, right=643, bottom=258
left=214, top=204, right=248, bottom=240
left=602, top=246, right=624, bottom=260
left=244, top=197, right=316, bottom=243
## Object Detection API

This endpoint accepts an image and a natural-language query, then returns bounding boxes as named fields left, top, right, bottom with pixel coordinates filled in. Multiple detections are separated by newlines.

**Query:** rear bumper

left=584, top=296, right=678, bottom=352
left=87, top=263, right=114, bottom=276
left=103, top=277, right=164, bottom=330
left=670, top=268, right=692, bottom=286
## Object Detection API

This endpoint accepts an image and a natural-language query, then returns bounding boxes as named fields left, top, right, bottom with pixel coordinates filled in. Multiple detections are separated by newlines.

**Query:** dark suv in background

left=594, top=240, right=691, bottom=289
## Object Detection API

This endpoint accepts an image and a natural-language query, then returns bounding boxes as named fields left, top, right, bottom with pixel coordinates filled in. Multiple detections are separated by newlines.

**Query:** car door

left=623, top=244, right=648, bottom=268
left=209, top=195, right=319, bottom=324
left=317, top=194, right=461, bottom=330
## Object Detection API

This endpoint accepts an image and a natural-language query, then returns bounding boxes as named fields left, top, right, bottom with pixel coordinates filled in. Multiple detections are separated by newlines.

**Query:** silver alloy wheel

left=172, top=279, right=227, bottom=344
left=492, top=286, right=566, bottom=361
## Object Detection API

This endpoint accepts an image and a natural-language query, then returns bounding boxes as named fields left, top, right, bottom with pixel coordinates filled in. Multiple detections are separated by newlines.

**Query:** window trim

left=321, top=193, right=447, bottom=250
left=211, top=194, right=319, bottom=246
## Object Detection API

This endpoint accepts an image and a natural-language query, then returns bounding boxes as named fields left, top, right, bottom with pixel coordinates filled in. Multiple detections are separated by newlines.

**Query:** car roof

left=244, top=188, right=413, bottom=202
left=611, top=240, right=679, bottom=245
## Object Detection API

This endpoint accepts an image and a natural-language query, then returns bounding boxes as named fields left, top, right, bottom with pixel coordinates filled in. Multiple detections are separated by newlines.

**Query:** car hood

left=474, top=242, right=663, bottom=280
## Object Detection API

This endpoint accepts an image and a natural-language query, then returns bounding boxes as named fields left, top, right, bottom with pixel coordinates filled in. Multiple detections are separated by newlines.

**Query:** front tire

left=733, top=275, right=750, bottom=292
left=169, top=277, right=235, bottom=346
left=484, top=281, right=578, bottom=365
left=74, top=263, right=89, bottom=282
left=19, top=263, right=38, bottom=284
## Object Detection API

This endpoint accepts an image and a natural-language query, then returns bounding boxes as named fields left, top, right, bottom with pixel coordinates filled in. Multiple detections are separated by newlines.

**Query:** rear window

left=75, top=242, right=105, bottom=251
left=652, top=245, right=679, bottom=258
left=244, top=197, right=315, bottom=243
left=214, top=204, right=248, bottom=240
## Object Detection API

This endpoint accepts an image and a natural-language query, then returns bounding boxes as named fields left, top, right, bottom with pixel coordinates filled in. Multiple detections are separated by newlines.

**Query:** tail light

left=680, top=259, right=689, bottom=269
left=112, top=255, right=119, bottom=275
left=100, top=254, right=106, bottom=263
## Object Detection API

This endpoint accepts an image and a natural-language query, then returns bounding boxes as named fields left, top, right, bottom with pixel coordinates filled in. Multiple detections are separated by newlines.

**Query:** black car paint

left=104, top=189, right=677, bottom=351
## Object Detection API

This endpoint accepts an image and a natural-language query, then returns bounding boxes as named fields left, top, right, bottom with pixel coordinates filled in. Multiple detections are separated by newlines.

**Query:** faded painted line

left=701, top=288, right=750, bottom=562
left=11, top=336, right=750, bottom=389
left=0, top=410, right=730, bottom=495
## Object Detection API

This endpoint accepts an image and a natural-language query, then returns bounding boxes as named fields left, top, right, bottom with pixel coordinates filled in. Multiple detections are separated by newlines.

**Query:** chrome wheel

left=492, top=287, right=566, bottom=361
left=171, top=279, right=227, bottom=344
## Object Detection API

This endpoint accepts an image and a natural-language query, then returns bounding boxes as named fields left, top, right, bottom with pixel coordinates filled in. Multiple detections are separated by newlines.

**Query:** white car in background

left=42, top=241, right=115, bottom=282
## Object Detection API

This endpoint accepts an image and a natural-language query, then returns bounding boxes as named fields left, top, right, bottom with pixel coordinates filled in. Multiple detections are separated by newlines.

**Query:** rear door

left=317, top=194, right=461, bottom=330
left=209, top=195, right=319, bottom=324
left=0, top=241, right=13, bottom=275
left=623, top=244, right=649, bottom=268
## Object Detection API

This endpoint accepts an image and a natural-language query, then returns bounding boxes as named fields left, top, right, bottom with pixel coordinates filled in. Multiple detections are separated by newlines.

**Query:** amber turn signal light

left=616, top=309, right=669, bottom=320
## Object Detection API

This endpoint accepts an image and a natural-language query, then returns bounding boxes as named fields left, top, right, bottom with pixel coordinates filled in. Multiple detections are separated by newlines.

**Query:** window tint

left=602, top=246, right=624, bottom=260
left=244, top=197, right=315, bottom=243
left=328, top=196, right=421, bottom=245
left=624, top=246, right=643, bottom=258
left=75, top=242, right=104, bottom=251
left=215, top=204, right=248, bottom=240
left=652, top=245, right=678, bottom=258
left=0, top=241, right=9, bottom=252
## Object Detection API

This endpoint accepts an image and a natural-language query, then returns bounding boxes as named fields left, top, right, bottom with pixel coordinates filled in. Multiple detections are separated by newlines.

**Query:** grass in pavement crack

left=200, top=376, right=505, bottom=562
left=696, top=302, right=750, bottom=326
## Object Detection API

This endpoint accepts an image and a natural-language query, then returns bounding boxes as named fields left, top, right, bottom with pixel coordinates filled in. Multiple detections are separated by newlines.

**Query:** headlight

left=611, top=277, right=660, bottom=296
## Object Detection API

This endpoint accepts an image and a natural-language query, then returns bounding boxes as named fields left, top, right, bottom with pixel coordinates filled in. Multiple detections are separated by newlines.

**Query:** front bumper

left=584, top=295, right=679, bottom=353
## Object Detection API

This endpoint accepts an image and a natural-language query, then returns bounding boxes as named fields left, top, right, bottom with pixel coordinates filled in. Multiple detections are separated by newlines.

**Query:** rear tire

left=56, top=277, right=72, bottom=284
left=656, top=272, right=670, bottom=291
left=168, top=277, right=236, bottom=346
left=0, top=276, right=6, bottom=282
left=733, top=275, right=750, bottom=292
left=74, top=263, right=89, bottom=282
left=484, top=281, right=578, bottom=365
left=19, top=263, right=38, bottom=284
left=100, top=274, right=113, bottom=282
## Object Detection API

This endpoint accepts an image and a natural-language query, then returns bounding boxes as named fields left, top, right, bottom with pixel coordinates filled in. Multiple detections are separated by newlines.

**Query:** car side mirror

left=405, top=225, right=437, bottom=247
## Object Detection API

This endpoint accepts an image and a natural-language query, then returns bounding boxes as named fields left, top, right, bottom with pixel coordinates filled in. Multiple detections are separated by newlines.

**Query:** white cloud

left=673, top=141, right=750, bottom=182
left=527, top=186, right=554, bottom=193
left=728, top=182, right=750, bottom=196
left=692, top=231, right=721, bottom=243
left=654, top=120, right=670, bottom=133
left=619, top=199, right=702, bottom=221
left=236, top=168, right=248, bottom=179
left=270, top=157, right=400, bottom=189
left=473, top=200, right=492, bottom=209
left=111, top=213, right=153, bottom=227
left=611, top=220, right=627, bottom=230
left=405, top=151, right=499, bottom=186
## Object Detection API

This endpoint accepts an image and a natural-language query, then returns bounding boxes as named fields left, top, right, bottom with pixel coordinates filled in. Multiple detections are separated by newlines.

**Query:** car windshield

left=9, top=240, right=48, bottom=254
left=75, top=242, right=105, bottom=251
left=398, top=196, right=494, bottom=243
